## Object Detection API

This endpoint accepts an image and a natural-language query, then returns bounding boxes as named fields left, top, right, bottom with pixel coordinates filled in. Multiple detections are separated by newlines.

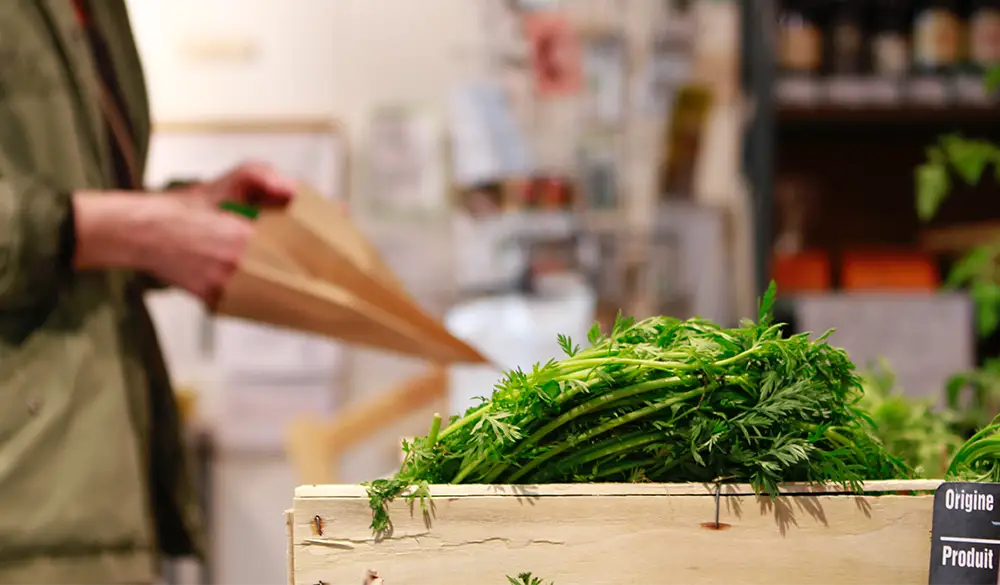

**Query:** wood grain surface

left=290, top=480, right=939, bottom=584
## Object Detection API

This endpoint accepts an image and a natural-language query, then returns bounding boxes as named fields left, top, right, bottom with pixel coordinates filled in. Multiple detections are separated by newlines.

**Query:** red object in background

left=538, top=177, right=571, bottom=209
left=772, top=250, right=833, bottom=292
left=523, top=11, right=583, bottom=97
left=841, top=249, right=940, bottom=291
left=516, top=176, right=574, bottom=210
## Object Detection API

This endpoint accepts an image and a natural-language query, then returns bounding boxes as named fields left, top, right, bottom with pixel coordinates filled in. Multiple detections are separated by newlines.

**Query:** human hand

left=185, top=161, right=297, bottom=210
left=138, top=196, right=255, bottom=307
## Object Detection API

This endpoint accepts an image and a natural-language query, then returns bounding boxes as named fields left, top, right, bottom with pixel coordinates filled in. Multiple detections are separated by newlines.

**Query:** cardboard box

left=286, top=479, right=940, bottom=584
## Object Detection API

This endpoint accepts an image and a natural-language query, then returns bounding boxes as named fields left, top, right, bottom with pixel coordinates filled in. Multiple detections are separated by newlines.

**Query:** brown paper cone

left=252, top=214, right=486, bottom=364
left=242, top=226, right=299, bottom=272
left=248, top=185, right=487, bottom=364
left=288, top=184, right=404, bottom=290
left=217, top=259, right=477, bottom=363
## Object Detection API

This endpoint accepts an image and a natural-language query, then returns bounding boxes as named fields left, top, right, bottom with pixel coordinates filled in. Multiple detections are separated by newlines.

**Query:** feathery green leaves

left=363, top=282, right=909, bottom=534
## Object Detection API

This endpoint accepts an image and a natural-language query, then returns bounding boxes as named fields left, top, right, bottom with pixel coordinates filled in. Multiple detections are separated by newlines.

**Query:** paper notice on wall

left=518, top=0, right=561, bottom=10
left=523, top=11, right=583, bottom=97
left=449, top=83, right=534, bottom=188
left=214, top=373, right=339, bottom=453
left=582, top=34, right=627, bottom=125
left=367, top=106, right=448, bottom=217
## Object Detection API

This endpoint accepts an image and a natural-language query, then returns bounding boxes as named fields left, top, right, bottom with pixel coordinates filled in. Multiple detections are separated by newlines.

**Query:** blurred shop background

left=127, top=0, right=998, bottom=582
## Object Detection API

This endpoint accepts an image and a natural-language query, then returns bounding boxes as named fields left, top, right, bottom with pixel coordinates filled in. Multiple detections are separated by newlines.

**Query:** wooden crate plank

left=291, top=483, right=937, bottom=585
left=294, top=478, right=944, bottom=499
left=285, top=509, right=295, bottom=585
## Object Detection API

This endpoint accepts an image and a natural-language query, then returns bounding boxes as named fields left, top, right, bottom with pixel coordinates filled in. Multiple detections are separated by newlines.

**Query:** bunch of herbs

left=365, top=283, right=909, bottom=533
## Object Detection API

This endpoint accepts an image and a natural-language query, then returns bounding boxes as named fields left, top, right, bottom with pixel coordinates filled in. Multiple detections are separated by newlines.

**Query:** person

left=0, top=1, right=299, bottom=583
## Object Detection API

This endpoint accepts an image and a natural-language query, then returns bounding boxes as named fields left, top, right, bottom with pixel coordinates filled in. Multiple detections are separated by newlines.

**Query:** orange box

left=840, top=250, right=939, bottom=291
left=772, top=250, right=833, bottom=292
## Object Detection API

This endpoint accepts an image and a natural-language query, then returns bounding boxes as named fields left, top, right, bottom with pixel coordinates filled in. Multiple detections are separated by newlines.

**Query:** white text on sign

left=945, top=488, right=996, bottom=513
left=942, top=545, right=995, bottom=569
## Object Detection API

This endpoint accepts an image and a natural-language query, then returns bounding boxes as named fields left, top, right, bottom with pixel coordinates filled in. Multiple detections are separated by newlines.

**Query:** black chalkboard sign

left=929, top=482, right=1000, bottom=584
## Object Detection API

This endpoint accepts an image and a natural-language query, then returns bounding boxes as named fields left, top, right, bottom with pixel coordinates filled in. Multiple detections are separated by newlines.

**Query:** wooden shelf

left=779, top=104, right=1000, bottom=127
left=776, top=75, right=1000, bottom=128
left=920, top=220, right=1000, bottom=255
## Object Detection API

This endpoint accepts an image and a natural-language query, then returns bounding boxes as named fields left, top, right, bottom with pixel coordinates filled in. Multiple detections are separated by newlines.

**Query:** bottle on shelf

left=912, top=0, right=963, bottom=73
left=825, top=0, right=870, bottom=76
left=871, top=0, right=913, bottom=76
left=967, top=0, right=1000, bottom=72
left=778, top=0, right=825, bottom=77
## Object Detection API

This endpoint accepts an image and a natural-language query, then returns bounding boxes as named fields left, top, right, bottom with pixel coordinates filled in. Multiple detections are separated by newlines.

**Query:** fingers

left=152, top=207, right=255, bottom=311
left=232, top=160, right=297, bottom=207
left=206, top=211, right=255, bottom=310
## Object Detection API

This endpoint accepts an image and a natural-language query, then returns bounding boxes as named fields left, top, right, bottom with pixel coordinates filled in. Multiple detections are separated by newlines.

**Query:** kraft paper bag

left=218, top=259, right=480, bottom=363
left=217, top=185, right=488, bottom=364
left=250, top=202, right=485, bottom=363
left=286, top=184, right=403, bottom=289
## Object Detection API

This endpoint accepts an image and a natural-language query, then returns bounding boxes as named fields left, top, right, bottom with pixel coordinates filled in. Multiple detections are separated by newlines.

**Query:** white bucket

left=444, top=274, right=596, bottom=417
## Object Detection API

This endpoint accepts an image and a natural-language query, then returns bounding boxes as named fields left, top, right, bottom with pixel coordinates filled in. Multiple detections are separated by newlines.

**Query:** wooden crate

left=288, top=479, right=942, bottom=585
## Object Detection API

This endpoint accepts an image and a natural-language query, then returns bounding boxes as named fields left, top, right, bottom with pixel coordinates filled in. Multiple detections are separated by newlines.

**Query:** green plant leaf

left=945, top=246, right=997, bottom=288
left=915, top=162, right=951, bottom=221
left=758, top=280, right=777, bottom=324
left=986, top=65, right=1000, bottom=92
left=942, top=134, right=995, bottom=185
left=946, top=373, right=971, bottom=411
left=587, top=321, right=602, bottom=345
left=971, top=280, right=1000, bottom=338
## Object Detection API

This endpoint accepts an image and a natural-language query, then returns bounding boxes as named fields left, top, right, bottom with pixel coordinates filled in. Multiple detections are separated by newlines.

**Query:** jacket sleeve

left=0, top=170, right=75, bottom=309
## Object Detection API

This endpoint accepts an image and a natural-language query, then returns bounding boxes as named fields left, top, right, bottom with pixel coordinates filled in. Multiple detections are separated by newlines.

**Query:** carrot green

left=364, top=282, right=911, bottom=534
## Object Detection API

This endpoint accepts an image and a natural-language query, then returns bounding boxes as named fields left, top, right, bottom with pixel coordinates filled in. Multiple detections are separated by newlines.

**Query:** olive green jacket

left=0, top=2, right=203, bottom=583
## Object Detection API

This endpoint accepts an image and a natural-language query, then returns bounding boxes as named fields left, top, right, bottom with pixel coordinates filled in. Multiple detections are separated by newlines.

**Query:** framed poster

left=366, top=106, right=448, bottom=218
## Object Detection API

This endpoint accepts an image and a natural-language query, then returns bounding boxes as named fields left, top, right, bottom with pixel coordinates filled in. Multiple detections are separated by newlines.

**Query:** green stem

left=541, top=430, right=664, bottom=476
left=427, top=413, right=442, bottom=447
left=458, top=375, right=695, bottom=483
left=825, top=428, right=854, bottom=448
left=438, top=344, right=759, bottom=442
left=560, top=346, right=758, bottom=375
left=948, top=423, right=1000, bottom=476
left=591, top=457, right=661, bottom=480
left=516, top=375, right=695, bottom=448
left=951, top=436, right=1000, bottom=475
left=503, top=384, right=715, bottom=484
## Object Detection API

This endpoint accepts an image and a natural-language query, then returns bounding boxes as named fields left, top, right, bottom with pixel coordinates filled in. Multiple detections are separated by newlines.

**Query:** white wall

left=129, top=0, right=480, bottom=193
